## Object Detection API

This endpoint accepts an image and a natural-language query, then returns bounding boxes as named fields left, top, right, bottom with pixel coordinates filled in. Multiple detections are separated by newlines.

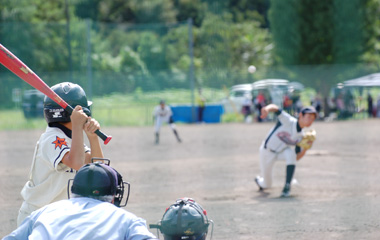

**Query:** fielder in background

left=4, top=162, right=157, bottom=240
left=16, top=82, right=105, bottom=226
left=150, top=197, right=213, bottom=240
left=153, top=100, right=182, bottom=144
left=254, top=104, right=317, bottom=197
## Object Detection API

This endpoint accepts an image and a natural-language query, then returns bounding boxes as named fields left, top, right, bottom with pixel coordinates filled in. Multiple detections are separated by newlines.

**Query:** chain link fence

left=1, top=20, right=379, bottom=126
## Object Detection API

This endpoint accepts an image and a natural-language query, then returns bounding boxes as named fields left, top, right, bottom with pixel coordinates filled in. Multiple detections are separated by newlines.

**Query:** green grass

left=2, top=87, right=367, bottom=130
left=0, top=109, right=46, bottom=130
left=93, top=87, right=227, bottom=107
left=221, top=112, right=244, bottom=123
left=92, top=105, right=157, bottom=126
left=91, top=88, right=227, bottom=127
left=0, top=88, right=228, bottom=130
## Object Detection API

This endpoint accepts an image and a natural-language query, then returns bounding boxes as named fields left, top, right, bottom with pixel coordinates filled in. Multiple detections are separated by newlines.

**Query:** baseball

left=248, top=65, right=256, bottom=74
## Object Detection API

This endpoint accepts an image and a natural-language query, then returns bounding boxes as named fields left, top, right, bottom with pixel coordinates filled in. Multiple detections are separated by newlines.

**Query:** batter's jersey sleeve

left=39, top=127, right=72, bottom=171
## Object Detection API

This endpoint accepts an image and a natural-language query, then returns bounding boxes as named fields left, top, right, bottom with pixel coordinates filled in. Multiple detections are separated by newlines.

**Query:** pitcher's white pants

left=258, top=143, right=297, bottom=188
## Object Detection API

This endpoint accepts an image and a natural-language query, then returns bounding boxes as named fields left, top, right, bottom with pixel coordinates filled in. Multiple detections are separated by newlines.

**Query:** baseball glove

left=297, top=129, right=316, bottom=149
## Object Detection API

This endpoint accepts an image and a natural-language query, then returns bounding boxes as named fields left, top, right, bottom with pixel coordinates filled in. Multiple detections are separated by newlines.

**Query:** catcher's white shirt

left=19, top=126, right=89, bottom=220
left=263, top=110, right=303, bottom=153
left=6, top=198, right=156, bottom=240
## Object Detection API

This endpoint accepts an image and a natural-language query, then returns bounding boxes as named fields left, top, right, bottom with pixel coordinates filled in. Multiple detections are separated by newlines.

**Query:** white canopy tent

left=344, top=73, right=380, bottom=87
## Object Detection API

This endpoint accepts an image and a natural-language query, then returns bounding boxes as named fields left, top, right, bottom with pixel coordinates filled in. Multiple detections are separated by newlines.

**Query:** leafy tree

left=268, top=0, right=301, bottom=65
left=137, top=31, right=169, bottom=71
left=74, top=0, right=102, bottom=20
left=130, top=0, right=177, bottom=24
left=270, top=0, right=376, bottom=65
left=269, top=0, right=378, bottom=96
left=196, top=13, right=272, bottom=87
left=0, top=0, right=36, bottom=22
left=358, top=0, right=380, bottom=65
left=333, top=0, right=364, bottom=64
left=298, top=0, right=334, bottom=65
left=173, top=0, right=207, bottom=27
left=227, top=0, right=270, bottom=27
left=75, top=0, right=177, bottom=24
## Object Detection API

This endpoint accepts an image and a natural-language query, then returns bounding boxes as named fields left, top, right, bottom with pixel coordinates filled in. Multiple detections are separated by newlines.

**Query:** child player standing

left=17, top=82, right=104, bottom=225
left=153, top=100, right=182, bottom=144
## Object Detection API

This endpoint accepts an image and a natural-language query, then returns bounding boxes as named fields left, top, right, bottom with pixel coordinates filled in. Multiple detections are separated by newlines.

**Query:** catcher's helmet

left=69, top=161, right=130, bottom=207
left=43, top=82, right=92, bottom=123
left=150, top=198, right=213, bottom=240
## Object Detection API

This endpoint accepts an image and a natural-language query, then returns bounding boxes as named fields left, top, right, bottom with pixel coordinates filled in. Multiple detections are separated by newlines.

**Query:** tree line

left=0, top=0, right=379, bottom=108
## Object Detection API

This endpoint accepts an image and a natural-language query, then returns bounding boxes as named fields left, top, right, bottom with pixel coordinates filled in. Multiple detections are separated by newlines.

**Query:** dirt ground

left=1, top=119, right=380, bottom=239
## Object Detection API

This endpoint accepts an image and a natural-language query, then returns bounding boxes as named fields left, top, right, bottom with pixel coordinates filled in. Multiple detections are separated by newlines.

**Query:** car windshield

left=231, top=90, right=250, bottom=97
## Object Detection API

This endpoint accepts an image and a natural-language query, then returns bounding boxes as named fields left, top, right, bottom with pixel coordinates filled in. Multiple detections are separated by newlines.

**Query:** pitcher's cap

left=301, top=106, right=318, bottom=118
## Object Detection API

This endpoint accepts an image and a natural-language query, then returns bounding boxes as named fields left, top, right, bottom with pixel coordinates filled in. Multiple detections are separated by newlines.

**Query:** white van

left=222, top=79, right=304, bottom=113
left=222, top=84, right=253, bottom=113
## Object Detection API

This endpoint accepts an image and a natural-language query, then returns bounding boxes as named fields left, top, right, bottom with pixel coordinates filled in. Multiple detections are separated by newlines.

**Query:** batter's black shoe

left=281, top=183, right=291, bottom=197
left=254, top=176, right=263, bottom=191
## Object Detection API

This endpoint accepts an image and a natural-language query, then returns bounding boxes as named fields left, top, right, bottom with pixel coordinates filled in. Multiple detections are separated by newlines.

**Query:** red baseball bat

left=0, top=44, right=112, bottom=145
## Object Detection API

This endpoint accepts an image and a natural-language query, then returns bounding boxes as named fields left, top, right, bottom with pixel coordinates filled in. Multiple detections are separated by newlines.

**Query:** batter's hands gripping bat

left=0, top=44, right=112, bottom=145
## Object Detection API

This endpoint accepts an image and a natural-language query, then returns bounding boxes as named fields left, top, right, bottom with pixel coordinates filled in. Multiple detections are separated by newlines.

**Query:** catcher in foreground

left=254, top=104, right=317, bottom=197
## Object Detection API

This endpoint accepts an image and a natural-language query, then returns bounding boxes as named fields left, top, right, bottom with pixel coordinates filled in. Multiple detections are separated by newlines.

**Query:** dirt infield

left=1, top=119, right=380, bottom=239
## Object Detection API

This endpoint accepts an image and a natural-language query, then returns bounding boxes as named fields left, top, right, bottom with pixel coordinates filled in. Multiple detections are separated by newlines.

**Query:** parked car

left=221, top=84, right=253, bottom=113
left=221, top=79, right=304, bottom=114
left=22, top=90, right=45, bottom=118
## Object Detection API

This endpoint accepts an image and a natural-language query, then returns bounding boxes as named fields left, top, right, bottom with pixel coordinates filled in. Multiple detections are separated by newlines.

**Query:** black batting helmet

left=150, top=198, right=213, bottom=240
left=43, top=82, right=92, bottom=123
left=68, top=161, right=130, bottom=207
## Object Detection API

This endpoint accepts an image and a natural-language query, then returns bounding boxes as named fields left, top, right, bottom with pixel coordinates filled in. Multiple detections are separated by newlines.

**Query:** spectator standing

left=377, top=94, right=380, bottom=118
left=255, top=91, right=266, bottom=122
left=196, top=88, right=206, bottom=123
left=367, top=93, right=373, bottom=118
left=242, top=93, right=253, bottom=123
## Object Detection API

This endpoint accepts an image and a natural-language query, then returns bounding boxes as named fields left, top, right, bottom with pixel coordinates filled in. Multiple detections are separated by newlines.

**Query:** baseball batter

left=254, top=104, right=317, bottom=197
left=153, top=100, right=182, bottom=144
left=17, top=82, right=104, bottom=226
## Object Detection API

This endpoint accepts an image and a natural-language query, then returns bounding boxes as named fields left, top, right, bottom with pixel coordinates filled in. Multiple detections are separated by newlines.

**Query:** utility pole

left=64, top=0, right=73, bottom=82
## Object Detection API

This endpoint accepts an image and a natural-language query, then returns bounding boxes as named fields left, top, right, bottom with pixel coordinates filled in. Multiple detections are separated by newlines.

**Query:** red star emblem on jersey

left=52, top=136, right=68, bottom=149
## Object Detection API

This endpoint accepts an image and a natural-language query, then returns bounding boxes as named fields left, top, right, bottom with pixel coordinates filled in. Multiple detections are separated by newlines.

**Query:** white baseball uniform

left=17, top=124, right=90, bottom=226
left=153, top=105, right=174, bottom=133
left=256, top=110, right=304, bottom=188
left=5, top=197, right=157, bottom=240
